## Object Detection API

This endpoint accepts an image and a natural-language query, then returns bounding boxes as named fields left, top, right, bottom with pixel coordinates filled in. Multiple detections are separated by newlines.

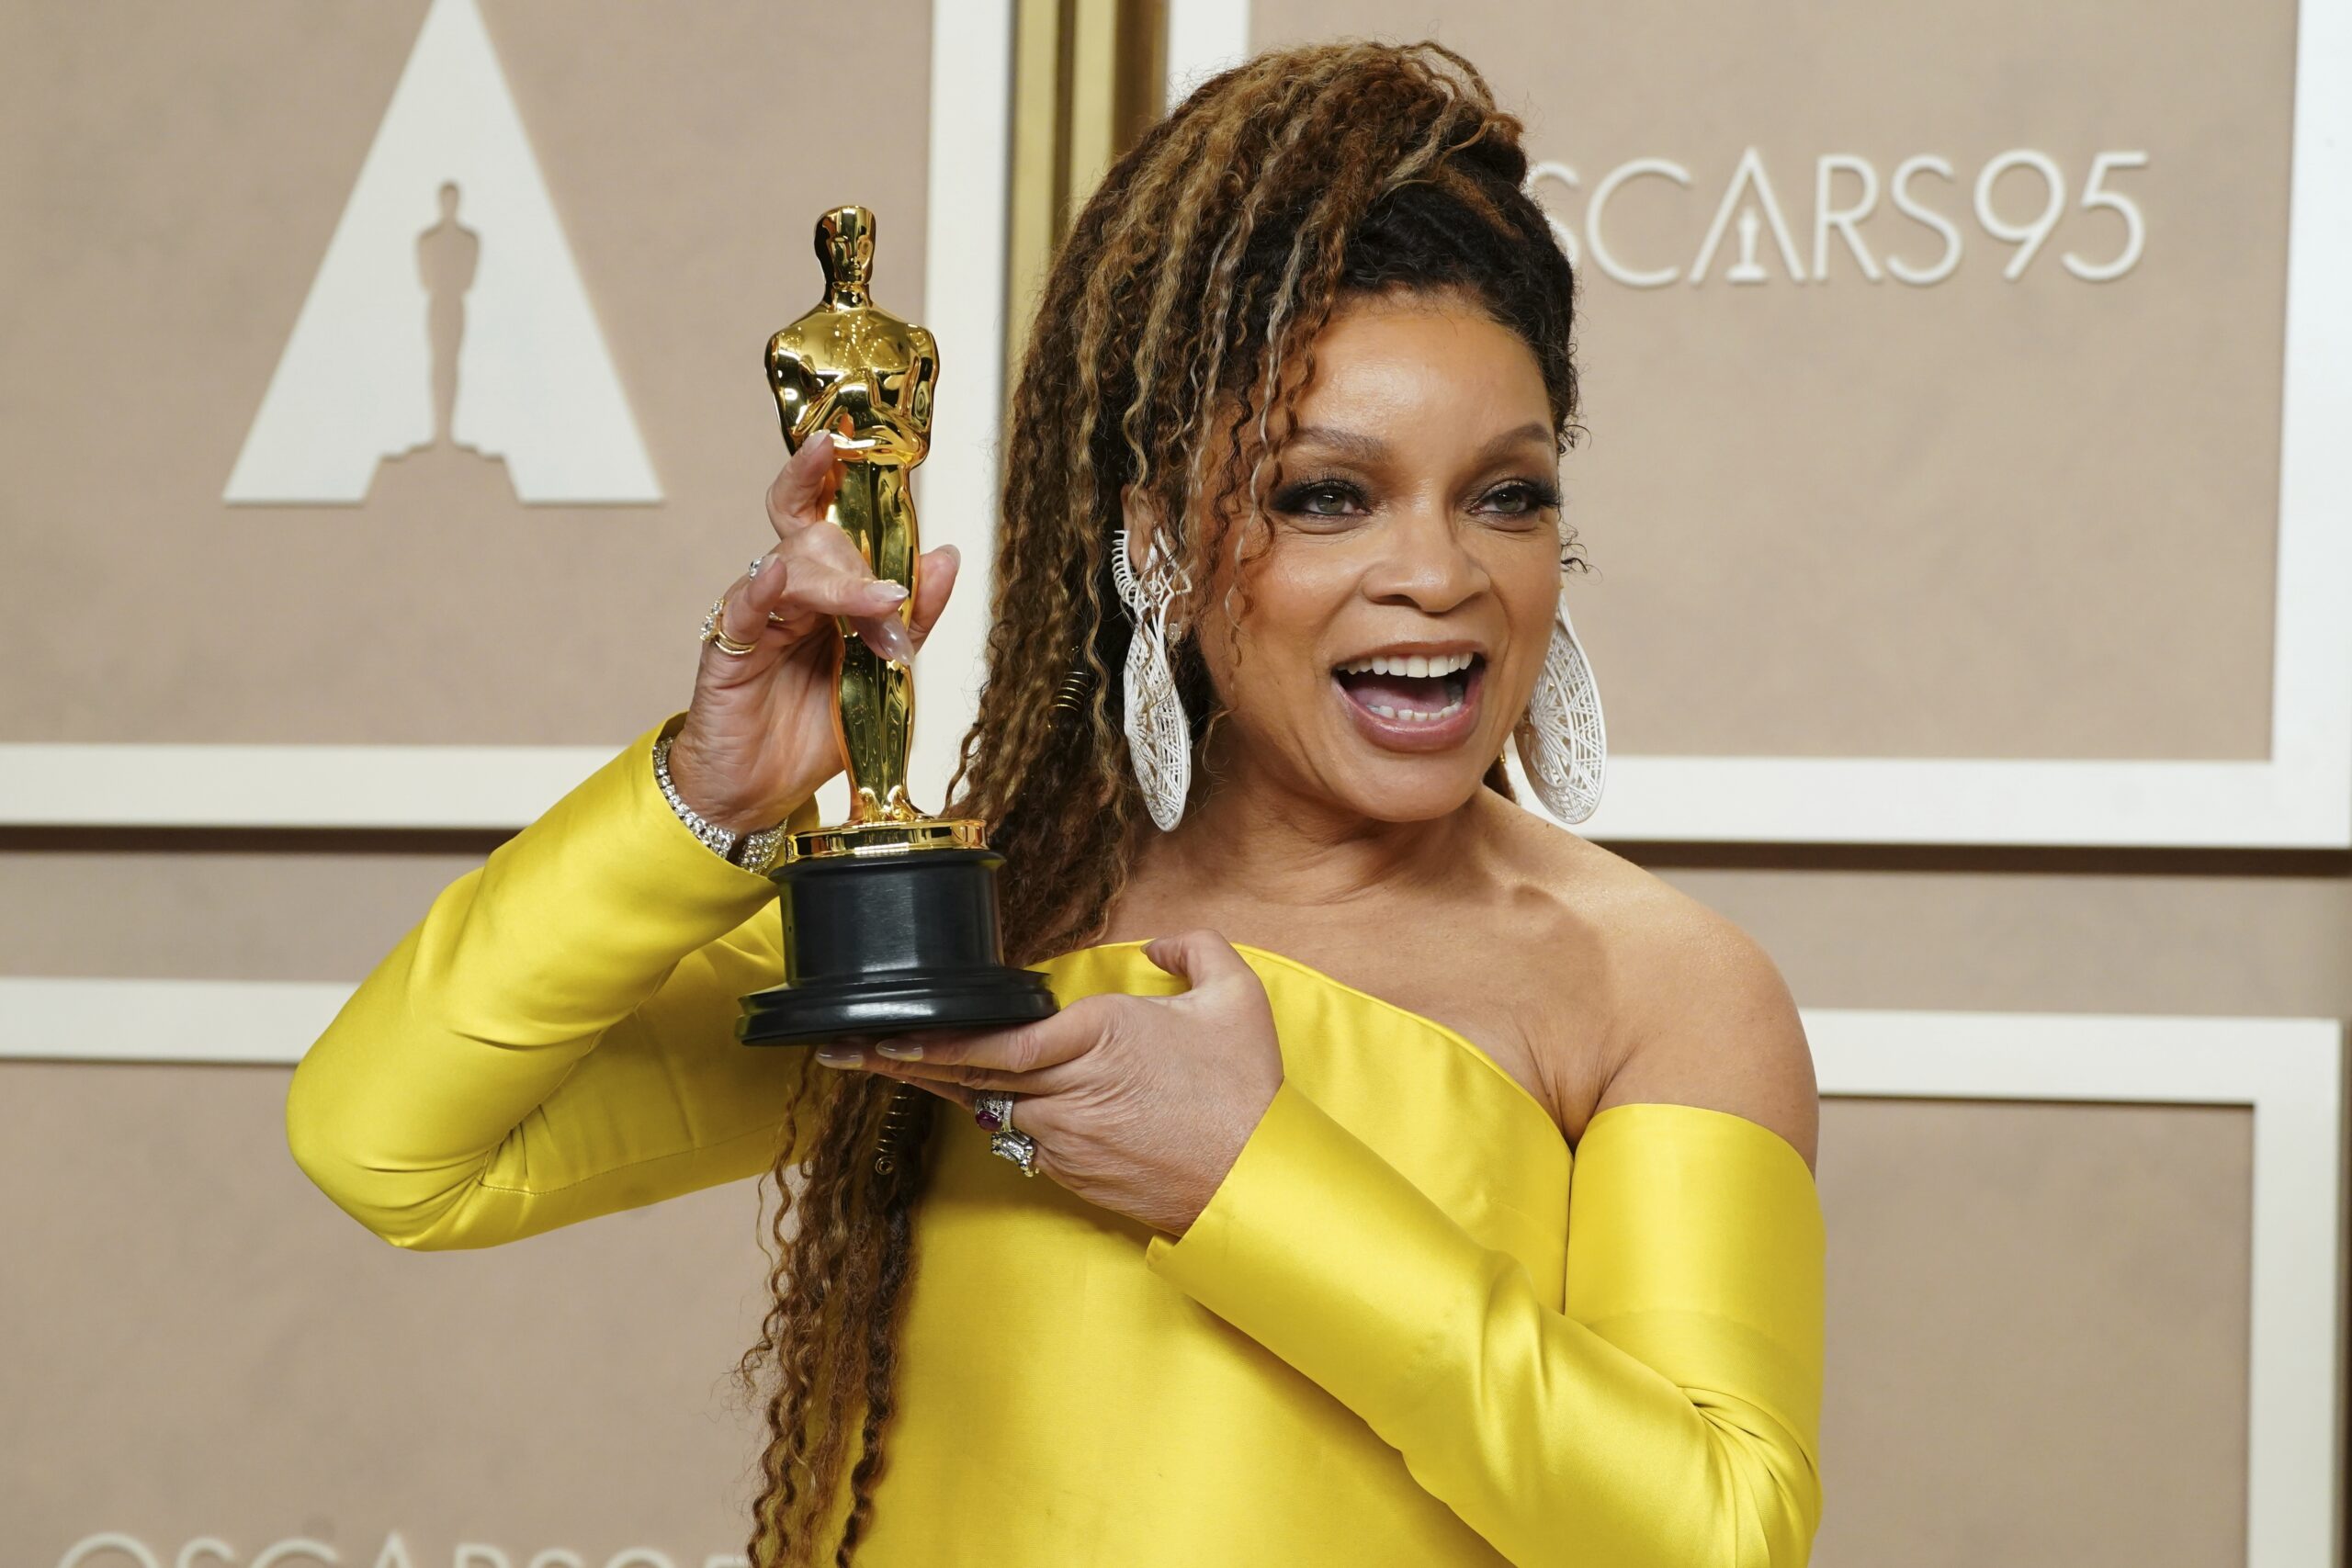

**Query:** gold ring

left=700, top=596, right=759, bottom=657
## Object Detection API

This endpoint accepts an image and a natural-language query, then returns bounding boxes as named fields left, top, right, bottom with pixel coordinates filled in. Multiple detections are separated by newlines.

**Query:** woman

left=287, top=39, right=1824, bottom=1568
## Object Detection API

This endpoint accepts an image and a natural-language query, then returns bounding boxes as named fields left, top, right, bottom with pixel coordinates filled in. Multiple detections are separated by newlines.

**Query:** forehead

left=1291, top=292, right=1551, bottom=435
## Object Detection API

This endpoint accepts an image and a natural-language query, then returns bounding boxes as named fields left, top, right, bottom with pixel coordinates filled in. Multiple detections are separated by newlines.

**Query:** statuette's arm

left=803, top=374, right=928, bottom=462
left=765, top=341, right=823, bottom=451
left=907, top=326, right=939, bottom=438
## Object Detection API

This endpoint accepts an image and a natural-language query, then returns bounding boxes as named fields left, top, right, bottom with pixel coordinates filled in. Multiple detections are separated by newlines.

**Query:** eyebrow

left=1286, top=421, right=1555, bottom=461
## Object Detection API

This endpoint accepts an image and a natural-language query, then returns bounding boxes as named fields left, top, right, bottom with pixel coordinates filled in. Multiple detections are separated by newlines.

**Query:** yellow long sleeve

left=1143, top=1085, right=1825, bottom=1568
left=285, top=712, right=822, bottom=1248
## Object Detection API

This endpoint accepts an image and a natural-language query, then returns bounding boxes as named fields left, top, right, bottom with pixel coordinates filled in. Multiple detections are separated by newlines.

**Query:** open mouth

left=1332, top=650, right=1484, bottom=726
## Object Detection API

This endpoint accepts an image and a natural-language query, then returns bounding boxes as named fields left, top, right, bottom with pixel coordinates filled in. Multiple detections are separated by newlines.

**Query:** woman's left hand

left=815, top=931, right=1283, bottom=1236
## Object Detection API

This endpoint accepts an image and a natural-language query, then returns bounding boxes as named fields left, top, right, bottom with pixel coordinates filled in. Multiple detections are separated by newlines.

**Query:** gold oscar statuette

left=736, top=205, right=1058, bottom=1047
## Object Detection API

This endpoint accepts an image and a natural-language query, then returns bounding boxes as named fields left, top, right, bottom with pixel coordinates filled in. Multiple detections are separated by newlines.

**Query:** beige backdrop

left=0, top=0, right=933, bottom=749
left=1258, top=0, right=2291, bottom=761
left=2, top=1061, right=776, bottom=1565
left=3, top=1, right=2344, bottom=1565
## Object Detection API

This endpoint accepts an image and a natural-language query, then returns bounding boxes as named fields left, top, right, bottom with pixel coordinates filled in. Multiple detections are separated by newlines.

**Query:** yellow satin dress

left=287, top=714, right=1826, bottom=1567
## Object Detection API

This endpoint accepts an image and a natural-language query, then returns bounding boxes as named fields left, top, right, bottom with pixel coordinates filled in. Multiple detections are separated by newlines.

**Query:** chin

left=1329, top=759, right=1497, bottom=823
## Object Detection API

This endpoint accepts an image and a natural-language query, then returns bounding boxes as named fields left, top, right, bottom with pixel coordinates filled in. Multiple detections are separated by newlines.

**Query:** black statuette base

left=737, top=846, right=1057, bottom=1046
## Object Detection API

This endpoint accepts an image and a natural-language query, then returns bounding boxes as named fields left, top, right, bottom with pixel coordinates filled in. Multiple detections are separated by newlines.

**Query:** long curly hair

left=735, top=37, right=1586, bottom=1564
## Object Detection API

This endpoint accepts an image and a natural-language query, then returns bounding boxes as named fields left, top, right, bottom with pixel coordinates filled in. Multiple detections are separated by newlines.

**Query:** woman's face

left=1186, top=288, right=1565, bottom=825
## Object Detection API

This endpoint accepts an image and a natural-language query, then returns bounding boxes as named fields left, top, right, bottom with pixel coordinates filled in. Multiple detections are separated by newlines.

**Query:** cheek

left=1213, top=558, right=1352, bottom=694
left=1492, top=557, right=1565, bottom=699
left=1210, top=621, right=1329, bottom=724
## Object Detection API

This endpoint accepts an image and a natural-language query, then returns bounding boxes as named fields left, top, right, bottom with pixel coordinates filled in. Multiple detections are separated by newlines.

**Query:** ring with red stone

left=974, top=1089, right=1015, bottom=1134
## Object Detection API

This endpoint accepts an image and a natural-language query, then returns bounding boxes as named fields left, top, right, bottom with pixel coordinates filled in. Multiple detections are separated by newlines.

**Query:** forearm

left=1145, top=1085, right=1824, bottom=1567
left=286, top=714, right=822, bottom=1248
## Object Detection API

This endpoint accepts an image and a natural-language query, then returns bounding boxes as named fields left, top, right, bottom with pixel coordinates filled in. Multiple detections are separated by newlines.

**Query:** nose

left=1359, top=503, right=1487, bottom=615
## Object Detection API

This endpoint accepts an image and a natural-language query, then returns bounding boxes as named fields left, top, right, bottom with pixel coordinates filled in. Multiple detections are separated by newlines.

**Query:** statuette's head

left=816, top=204, right=876, bottom=294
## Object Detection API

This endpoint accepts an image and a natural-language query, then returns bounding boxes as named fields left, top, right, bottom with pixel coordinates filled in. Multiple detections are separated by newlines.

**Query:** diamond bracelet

left=651, top=730, right=789, bottom=874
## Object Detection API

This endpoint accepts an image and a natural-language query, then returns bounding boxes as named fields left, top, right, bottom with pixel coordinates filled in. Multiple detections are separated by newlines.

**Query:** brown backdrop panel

left=0, top=0, right=933, bottom=748
left=1251, top=0, right=2290, bottom=761
left=0, top=1060, right=776, bottom=1565
left=1816, top=1096, right=2254, bottom=1568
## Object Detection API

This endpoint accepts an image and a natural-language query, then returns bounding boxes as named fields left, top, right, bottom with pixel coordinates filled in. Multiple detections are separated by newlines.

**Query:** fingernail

left=870, top=620, right=916, bottom=663
left=814, top=1045, right=862, bottom=1067
left=874, top=1040, right=923, bottom=1061
left=802, top=430, right=834, bottom=458
left=868, top=581, right=910, bottom=604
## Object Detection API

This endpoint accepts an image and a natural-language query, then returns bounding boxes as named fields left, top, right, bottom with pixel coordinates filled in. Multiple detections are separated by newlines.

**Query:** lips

left=1331, top=651, right=1487, bottom=750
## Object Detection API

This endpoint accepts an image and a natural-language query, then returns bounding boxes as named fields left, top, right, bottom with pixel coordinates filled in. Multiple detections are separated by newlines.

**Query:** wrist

left=662, top=726, right=784, bottom=836
left=652, top=735, right=797, bottom=885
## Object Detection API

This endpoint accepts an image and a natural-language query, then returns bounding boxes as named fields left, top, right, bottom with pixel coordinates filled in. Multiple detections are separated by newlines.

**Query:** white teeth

left=1363, top=696, right=1466, bottom=723
left=1335, top=651, right=1476, bottom=677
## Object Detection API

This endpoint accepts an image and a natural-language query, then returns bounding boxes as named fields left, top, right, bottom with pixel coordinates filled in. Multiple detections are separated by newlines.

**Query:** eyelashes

left=1492, top=479, right=1565, bottom=513
left=1269, top=476, right=1563, bottom=519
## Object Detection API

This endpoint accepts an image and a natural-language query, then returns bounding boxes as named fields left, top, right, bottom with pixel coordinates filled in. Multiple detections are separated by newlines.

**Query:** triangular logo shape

left=225, top=0, right=661, bottom=504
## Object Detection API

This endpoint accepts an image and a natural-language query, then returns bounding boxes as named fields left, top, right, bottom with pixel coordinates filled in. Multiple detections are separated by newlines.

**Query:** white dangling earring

left=1112, top=526, right=1194, bottom=830
left=1514, top=584, right=1607, bottom=824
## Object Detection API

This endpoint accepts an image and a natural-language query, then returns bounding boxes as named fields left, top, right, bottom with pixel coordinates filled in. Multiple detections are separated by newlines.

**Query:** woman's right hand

left=665, top=431, right=961, bottom=833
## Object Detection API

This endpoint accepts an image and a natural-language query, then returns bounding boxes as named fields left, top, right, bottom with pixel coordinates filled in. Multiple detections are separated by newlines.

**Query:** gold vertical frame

left=1004, top=0, right=1166, bottom=386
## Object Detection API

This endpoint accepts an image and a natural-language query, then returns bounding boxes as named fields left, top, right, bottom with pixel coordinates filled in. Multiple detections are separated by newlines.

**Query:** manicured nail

left=867, top=581, right=910, bottom=605
left=867, top=618, right=915, bottom=664
left=815, top=1045, right=861, bottom=1067
left=874, top=1040, right=923, bottom=1061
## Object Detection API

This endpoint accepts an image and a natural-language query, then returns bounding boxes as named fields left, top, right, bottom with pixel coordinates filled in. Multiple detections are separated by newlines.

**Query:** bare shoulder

left=1483, top=804, right=1819, bottom=1171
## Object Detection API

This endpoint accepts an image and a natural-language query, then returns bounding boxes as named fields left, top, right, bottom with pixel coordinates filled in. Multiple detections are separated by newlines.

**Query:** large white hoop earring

left=1111, top=527, right=1193, bottom=830
left=1513, top=585, right=1607, bottom=824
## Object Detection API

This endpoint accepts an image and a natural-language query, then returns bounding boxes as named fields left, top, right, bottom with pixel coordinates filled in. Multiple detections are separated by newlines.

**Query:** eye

left=1476, top=479, right=1563, bottom=518
left=1272, top=479, right=1370, bottom=519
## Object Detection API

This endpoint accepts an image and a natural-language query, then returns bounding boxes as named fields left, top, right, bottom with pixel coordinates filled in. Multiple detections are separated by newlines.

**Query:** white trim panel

left=0, top=977, right=356, bottom=1066
left=910, top=0, right=1017, bottom=804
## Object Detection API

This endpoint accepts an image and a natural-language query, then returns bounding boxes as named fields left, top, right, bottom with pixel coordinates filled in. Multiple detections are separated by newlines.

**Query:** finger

left=717, top=552, right=790, bottom=651
left=848, top=606, right=916, bottom=665
left=781, top=525, right=912, bottom=625
left=739, top=546, right=791, bottom=617
left=855, top=1054, right=1066, bottom=1096
left=874, top=998, right=1114, bottom=1080
left=1139, top=929, right=1255, bottom=992
left=907, top=544, right=960, bottom=651
left=766, top=430, right=839, bottom=533
left=737, top=538, right=846, bottom=649
left=820, top=1044, right=1044, bottom=1100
